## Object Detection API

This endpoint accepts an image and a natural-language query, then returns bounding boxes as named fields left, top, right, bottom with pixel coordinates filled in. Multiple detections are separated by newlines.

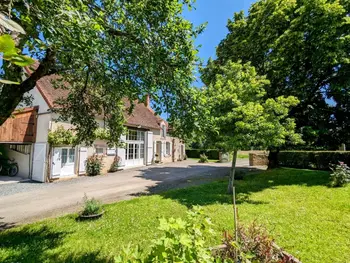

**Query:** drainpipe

left=172, top=139, right=175, bottom=162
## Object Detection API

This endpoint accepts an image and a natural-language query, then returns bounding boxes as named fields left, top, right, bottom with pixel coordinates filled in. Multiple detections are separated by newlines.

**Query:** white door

left=79, top=147, right=87, bottom=174
left=32, top=143, right=47, bottom=182
left=125, top=142, right=144, bottom=167
left=146, top=131, right=153, bottom=165
left=60, top=148, right=75, bottom=176
left=124, top=129, right=145, bottom=167
left=51, top=147, right=76, bottom=177
left=52, top=148, right=62, bottom=178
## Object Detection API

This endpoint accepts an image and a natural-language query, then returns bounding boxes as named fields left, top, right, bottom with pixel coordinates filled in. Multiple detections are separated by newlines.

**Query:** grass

left=237, top=153, right=249, bottom=159
left=188, top=154, right=249, bottom=163
left=1, top=168, right=350, bottom=263
left=188, top=157, right=219, bottom=163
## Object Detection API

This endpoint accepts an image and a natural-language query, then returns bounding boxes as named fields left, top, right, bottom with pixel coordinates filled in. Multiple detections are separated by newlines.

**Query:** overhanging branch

left=20, top=48, right=56, bottom=93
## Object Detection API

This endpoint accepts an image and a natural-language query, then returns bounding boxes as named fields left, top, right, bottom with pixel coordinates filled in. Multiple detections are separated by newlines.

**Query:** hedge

left=278, top=151, right=350, bottom=170
left=185, top=149, right=220, bottom=160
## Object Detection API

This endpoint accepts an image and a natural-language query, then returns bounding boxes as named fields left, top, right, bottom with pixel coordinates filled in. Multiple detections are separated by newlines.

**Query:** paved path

left=0, top=159, right=252, bottom=228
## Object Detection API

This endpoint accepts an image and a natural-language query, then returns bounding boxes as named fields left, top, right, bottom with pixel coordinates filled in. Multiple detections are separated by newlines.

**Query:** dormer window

left=161, top=124, right=166, bottom=138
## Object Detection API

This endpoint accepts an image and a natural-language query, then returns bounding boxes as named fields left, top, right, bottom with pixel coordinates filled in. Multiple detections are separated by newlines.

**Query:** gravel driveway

left=0, top=159, right=252, bottom=227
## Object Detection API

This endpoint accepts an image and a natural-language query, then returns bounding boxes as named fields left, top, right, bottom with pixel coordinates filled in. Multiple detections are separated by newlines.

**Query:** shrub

left=114, top=206, right=217, bottom=263
left=114, top=209, right=300, bottom=263
left=109, top=155, right=121, bottom=172
left=220, top=222, right=296, bottom=263
left=81, top=194, right=102, bottom=216
left=329, top=162, right=350, bottom=187
left=199, top=153, right=209, bottom=163
left=86, top=154, right=103, bottom=176
left=278, top=151, right=350, bottom=170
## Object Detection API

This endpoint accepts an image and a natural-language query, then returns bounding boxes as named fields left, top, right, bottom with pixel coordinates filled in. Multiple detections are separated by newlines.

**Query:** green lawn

left=1, top=168, right=349, bottom=263
left=237, top=153, right=249, bottom=159
left=188, top=157, right=219, bottom=163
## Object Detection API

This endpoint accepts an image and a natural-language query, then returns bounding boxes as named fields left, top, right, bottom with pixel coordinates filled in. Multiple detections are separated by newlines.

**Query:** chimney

left=145, top=94, right=150, bottom=108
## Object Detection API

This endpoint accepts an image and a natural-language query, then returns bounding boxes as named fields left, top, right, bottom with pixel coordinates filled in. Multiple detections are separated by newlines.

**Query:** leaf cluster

left=204, top=61, right=302, bottom=152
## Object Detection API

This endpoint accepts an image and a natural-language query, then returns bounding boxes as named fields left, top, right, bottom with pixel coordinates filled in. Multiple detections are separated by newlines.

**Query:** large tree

left=0, top=0, right=203, bottom=144
left=201, top=0, right=350, bottom=150
left=204, top=61, right=302, bottom=194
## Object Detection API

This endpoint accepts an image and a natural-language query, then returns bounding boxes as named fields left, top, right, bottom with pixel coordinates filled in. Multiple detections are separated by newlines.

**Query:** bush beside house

left=278, top=151, right=350, bottom=170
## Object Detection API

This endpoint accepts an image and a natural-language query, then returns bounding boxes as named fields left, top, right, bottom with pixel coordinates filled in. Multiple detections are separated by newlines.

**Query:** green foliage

left=0, top=169, right=349, bottom=263
left=203, top=0, right=350, bottom=149
left=186, top=149, right=220, bottom=160
left=237, top=153, right=249, bottom=159
left=199, top=153, right=209, bottom=163
left=86, top=155, right=103, bottom=176
left=0, top=33, right=34, bottom=84
left=0, top=34, right=34, bottom=67
left=329, top=162, right=350, bottom=187
left=81, top=194, right=102, bottom=216
left=204, top=61, right=302, bottom=153
left=278, top=151, right=350, bottom=170
left=94, top=127, right=111, bottom=141
left=114, top=206, right=221, bottom=263
left=0, top=0, right=203, bottom=145
left=202, top=61, right=302, bottom=192
left=47, top=126, right=77, bottom=146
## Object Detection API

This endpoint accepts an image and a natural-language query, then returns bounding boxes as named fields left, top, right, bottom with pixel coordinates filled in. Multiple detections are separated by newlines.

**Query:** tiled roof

left=36, top=75, right=70, bottom=108
left=123, top=100, right=162, bottom=130
left=33, top=73, right=162, bottom=130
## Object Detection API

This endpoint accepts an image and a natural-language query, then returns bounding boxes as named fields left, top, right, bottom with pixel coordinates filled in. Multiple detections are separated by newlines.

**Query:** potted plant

left=78, top=194, right=104, bottom=220
left=155, top=153, right=160, bottom=163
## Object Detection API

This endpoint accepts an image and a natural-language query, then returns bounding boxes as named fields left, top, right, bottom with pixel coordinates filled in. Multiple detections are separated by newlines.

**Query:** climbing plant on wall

left=47, top=126, right=77, bottom=146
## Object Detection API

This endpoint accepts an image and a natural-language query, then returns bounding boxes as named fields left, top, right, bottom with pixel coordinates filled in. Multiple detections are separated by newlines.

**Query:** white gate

left=32, top=143, right=47, bottom=182
left=52, top=148, right=62, bottom=177
left=79, top=147, right=88, bottom=174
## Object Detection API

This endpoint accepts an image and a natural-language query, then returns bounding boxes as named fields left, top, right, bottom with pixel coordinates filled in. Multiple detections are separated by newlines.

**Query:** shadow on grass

left=133, top=162, right=260, bottom=195
left=0, top=225, right=113, bottom=263
left=0, top=217, right=16, bottom=231
left=0, top=225, right=69, bottom=262
left=52, top=251, right=114, bottom=263
left=160, top=168, right=330, bottom=207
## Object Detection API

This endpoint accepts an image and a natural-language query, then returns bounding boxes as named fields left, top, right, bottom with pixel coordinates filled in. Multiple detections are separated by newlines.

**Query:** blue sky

left=183, top=0, right=256, bottom=86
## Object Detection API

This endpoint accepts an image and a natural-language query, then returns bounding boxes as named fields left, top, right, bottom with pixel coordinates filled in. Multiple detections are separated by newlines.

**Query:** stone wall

left=249, top=153, right=269, bottom=166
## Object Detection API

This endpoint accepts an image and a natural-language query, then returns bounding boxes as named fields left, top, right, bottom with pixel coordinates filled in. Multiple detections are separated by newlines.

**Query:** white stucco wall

left=5, top=145, right=31, bottom=178
left=25, top=86, right=50, bottom=114
left=151, top=125, right=185, bottom=163
left=36, top=113, right=52, bottom=143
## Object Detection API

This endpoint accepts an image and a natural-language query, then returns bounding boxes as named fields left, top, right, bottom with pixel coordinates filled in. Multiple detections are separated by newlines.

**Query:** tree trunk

left=227, top=150, right=238, bottom=194
left=0, top=84, right=26, bottom=125
left=0, top=49, right=56, bottom=126
left=268, top=148, right=280, bottom=169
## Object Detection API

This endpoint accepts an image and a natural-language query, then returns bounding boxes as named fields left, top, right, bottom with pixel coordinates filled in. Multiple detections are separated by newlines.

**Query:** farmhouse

left=0, top=75, right=185, bottom=182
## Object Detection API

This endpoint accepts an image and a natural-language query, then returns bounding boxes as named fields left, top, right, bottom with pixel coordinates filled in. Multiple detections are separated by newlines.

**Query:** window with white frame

left=95, top=146, right=105, bottom=155
left=161, top=124, right=166, bottom=138
left=166, top=142, right=171, bottom=155
left=126, top=129, right=145, bottom=141
left=61, top=148, right=75, bottom=166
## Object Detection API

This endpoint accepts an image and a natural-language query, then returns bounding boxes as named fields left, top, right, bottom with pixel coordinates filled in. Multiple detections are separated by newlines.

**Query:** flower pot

left=78, top=210, right=105, bottom=220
